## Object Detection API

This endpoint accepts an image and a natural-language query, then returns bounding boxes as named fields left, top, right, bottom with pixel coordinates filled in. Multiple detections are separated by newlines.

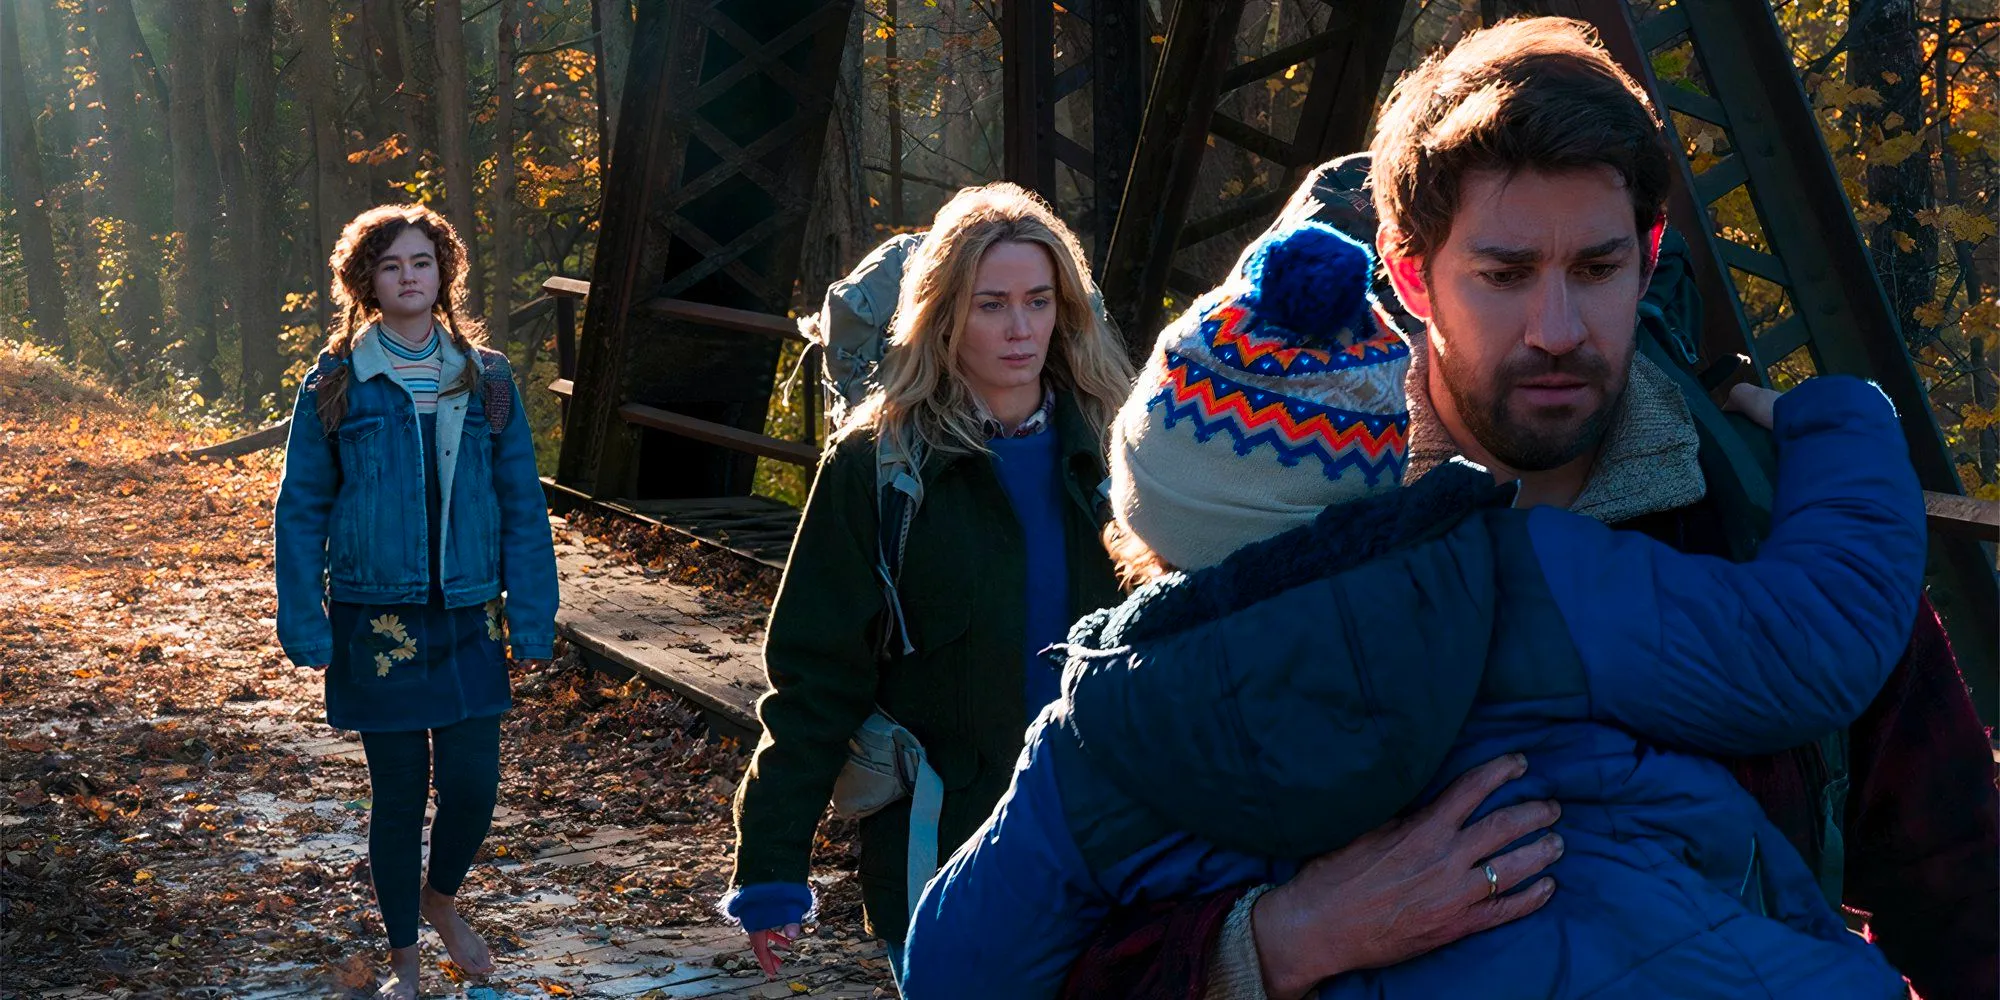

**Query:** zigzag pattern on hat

left=1153, top=351, right=1408, bottom=487
left=1205, top=300, right=1410, bottom=377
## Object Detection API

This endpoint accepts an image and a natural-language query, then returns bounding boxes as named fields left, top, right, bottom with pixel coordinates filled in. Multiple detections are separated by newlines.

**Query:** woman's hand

left=1722, top=382, right=1783, bottom=430
left=1250, top=754, right=1563, bottom=1000
left=747, top=923, right=803, bottom=977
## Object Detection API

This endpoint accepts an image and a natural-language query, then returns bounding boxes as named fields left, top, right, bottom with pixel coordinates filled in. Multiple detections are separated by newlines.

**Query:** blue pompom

left=1239, top=221, right=1374, bottom=344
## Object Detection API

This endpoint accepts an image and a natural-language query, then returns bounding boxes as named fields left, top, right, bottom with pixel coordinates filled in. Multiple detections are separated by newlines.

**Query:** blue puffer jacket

left=901, top=376, right=1926, bottom=999
left=274, top=337, right=558, bottom=667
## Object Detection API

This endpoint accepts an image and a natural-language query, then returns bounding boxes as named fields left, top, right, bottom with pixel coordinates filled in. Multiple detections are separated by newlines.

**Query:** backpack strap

left=873, top=430, right=926, bottom=660
left=902, top=738, right=945, bottom=924
left=473, top=347, right=515, bottom=434
left=304, top=354, right=349, bottom=435
left=1815, top=727, right=1851, bottom=906
left=303, top=353, right=345, bottom=392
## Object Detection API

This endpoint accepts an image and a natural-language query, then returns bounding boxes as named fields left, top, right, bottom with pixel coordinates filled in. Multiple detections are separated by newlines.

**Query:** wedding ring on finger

left=1483, top=863, right=1500, bottom=898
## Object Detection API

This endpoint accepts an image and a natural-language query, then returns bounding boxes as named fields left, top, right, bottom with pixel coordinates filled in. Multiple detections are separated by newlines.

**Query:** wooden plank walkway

left=551, top=518, right=770, bottom=739
left=542, top=481, right=800, bottom=570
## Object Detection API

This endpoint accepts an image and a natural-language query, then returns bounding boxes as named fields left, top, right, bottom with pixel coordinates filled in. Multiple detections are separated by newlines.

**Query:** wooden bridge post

left=1100, top=0, right=1406, bottom=356
left=1535, top=0, right=2000, bottom=721
left=556, top=0, right=856, bottom=502
left=1001, top=0, right=1149, bottom=266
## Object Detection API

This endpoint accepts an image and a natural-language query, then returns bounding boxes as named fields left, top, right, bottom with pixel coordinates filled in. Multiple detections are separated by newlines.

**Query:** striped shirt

left=379, top=324, right=444, bottom=413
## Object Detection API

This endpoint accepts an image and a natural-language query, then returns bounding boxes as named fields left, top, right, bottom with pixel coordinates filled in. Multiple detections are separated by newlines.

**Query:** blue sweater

left=987, top=428, right=1072, bottom=719
left=900, top=377, right=1925, bottom=999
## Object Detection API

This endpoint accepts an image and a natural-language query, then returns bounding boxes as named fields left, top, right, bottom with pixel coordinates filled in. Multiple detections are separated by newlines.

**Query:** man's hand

left=746, top=923, right=803, bottom=978
left=1250, top=754, right=1562, bottom=1000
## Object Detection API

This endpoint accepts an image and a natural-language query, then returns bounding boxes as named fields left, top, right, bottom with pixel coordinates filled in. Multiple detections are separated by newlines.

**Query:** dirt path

left=0, top=363, right=890, bottom=999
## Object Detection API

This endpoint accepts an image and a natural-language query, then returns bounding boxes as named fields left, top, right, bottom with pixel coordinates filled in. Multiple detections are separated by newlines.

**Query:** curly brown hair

left=314, top=204, right=488, bottom=430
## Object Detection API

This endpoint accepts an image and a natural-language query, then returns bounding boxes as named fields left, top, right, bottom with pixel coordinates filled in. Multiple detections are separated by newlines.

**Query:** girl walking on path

left=273, top=204, right=559, bottom=999
left=725, top=183, right=1135, bottom=984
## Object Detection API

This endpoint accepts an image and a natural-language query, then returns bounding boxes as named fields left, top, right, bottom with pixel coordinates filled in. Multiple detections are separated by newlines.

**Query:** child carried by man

left=898, top=220, right=1924, bottom=1000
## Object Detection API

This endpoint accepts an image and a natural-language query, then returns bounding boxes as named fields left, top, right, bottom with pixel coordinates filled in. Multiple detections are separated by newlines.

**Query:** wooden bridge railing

left=541, top=276, right=820, bottom=468
left=536, top=274, right=2000, bottom=541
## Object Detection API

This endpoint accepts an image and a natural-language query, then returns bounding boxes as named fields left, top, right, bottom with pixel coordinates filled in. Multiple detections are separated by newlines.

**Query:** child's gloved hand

left=1722, top=382, right=1782, bottom=430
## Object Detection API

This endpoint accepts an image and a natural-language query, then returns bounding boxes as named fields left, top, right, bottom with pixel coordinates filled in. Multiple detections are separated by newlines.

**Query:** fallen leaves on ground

left=0, top=364, right=884, bottom=996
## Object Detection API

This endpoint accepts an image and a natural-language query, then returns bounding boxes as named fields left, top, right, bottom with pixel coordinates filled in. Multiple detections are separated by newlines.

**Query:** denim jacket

left=274, top=328, right=558, bottom=667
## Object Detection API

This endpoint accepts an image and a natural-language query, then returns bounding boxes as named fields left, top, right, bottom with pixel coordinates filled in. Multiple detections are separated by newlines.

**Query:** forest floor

left=0, top=348, right=891, bottom=999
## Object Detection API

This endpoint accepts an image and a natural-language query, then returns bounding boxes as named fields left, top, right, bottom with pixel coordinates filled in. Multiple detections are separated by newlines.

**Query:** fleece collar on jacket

left=1403, top=338, right=1706, bottom=524
left=1066, top=459, right=1511, bottom=654
left=348, top=322, right=478, bottom=531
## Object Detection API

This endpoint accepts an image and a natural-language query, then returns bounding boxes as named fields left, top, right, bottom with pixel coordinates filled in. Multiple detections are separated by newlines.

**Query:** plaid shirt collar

left=979, top=386, right=1057, bottom=440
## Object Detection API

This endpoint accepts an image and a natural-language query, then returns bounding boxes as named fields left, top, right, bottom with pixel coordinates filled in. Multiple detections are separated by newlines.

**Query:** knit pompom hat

left=1109, top=221, right=1411, bottom=572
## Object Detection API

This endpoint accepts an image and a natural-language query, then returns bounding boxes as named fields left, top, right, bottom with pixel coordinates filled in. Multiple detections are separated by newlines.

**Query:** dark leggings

left=359, top=714, right=502, bottom=948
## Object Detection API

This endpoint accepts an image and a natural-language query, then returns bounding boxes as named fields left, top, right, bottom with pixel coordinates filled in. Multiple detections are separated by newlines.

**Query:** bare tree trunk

left=592, top=0, right=633, bottom=171
left=1, top=1, right=69, bottom=352
left=238, top=0, right=284, bottom=411
left=168, top=0, right=224, bottom=403
left=1933, top=2, right=1996, bottom=486
left=204, top=4, right=257, bottom=412
left=842, top=10, right=871, bottom=253
left=297, top=0, right=348, bottom=336
left=885, top=0, right=903, bottom=226
left=361, top=0, right=420, bottom=195
left=82, top=0, right=166, bottom=368
left=490, top=0, right=519, bottom=348
left=433, top=0, right=486, bottom=321
left=404, top=6, right=442, bottom=167
left=1850, top=0, right=1938, bottom=348
left=18, top=1, right=78, bottom=183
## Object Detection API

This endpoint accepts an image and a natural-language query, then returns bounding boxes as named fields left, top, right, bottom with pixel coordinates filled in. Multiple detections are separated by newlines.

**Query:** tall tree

left=885, top=0, right=903, bottom=226
left=167, top=0, right=224, bottom=402
left=17, top=0, right=77, bottom=183
left=490, top=0, right=519, bottom=347
left=433, top=0, right=486, bottom=321
left=360, top=0, right=420, bottom=194
left=201, top=3, right=262, bottom=412
left=1935, top=0, right=1997, bottom=486
left=592, top=0, right=634, bottom=171
left=403, top=5, right=442, bottom=166
left=1, top=0, right=69, bottom=353
left=1850, top=0, right=1938, bottom=347
left=297, top=0, right=348, bottom=335
left=237, top=0, right=284, bottom=411
left=81, top=0, right=166, bottom=367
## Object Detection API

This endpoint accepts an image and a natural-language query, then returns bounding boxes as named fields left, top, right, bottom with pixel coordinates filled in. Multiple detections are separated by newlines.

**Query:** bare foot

left=377, top=944, right=419, bottom=999
left=419, top=885, right=494, bottom=978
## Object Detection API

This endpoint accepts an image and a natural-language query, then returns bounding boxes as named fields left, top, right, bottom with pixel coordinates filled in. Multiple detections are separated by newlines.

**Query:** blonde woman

left=725, top=183, right=1135, bottom=981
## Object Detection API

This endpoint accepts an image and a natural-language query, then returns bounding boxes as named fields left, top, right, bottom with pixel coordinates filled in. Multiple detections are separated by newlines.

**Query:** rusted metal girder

left=1534, top=0, right=1999, bottom=720
left=557, top=0, right=854, bottom=501
left=1001, top=0, right=1148, bottom=264
left=1099, top=0, right=1407, bottom=355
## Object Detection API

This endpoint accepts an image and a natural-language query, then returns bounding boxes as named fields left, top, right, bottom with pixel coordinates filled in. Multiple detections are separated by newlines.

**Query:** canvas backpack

left=798, top=231, right=932, bottom=659
left=802, top=232, right=940, bottom=921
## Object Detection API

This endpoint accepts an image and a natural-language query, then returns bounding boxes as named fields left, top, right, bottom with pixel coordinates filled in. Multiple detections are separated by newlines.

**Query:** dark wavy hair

left=1369, top=17, right=1672, bottom=263
left=313, top=204, right=487, bottom=431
